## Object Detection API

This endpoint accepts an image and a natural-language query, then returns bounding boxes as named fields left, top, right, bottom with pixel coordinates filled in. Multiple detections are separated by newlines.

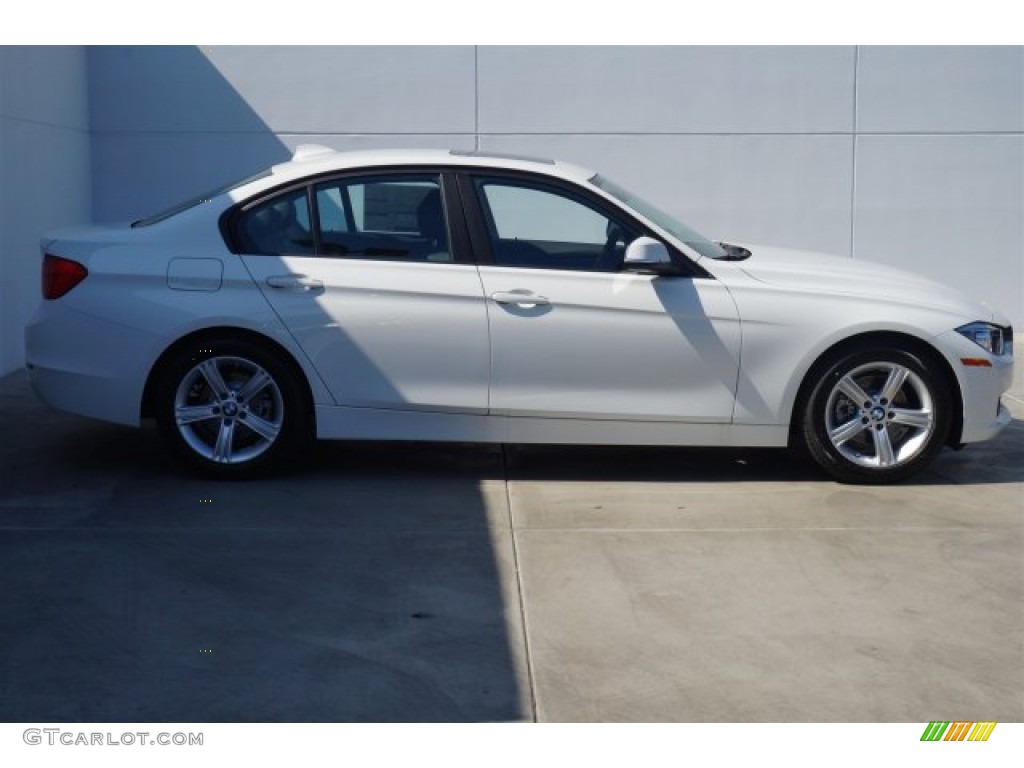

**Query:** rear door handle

left=490, top=291, right=550, bottom=308
left=266, top=275, right=323, bottom=292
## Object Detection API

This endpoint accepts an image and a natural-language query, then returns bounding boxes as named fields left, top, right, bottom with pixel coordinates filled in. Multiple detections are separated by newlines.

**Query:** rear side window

left=236, top=188, right=314, bottom=256
left=235, top=174, right=452, bottom=263
left=313, top=175, right=451, bottom=262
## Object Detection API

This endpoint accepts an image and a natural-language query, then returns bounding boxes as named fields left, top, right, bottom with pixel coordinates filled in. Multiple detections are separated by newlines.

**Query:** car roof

left=257, top=145, right=597, bottom=188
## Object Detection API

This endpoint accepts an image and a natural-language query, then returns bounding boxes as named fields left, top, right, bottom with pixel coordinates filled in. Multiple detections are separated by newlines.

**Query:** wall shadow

left=88, top=46, right=294, bottom=222
left=2, top=45, right=524, bottom=723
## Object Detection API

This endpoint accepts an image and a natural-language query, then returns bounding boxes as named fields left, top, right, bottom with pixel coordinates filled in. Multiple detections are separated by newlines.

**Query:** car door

left=462, top=173, right=742, bottom=423
left=237, top=171, right=489, bottom=414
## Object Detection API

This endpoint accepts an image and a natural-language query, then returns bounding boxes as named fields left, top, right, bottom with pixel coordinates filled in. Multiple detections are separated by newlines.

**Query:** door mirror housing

left=622, top=237, right=678, bottom=275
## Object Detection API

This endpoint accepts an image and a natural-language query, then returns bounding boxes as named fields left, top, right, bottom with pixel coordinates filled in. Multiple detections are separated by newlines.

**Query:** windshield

left=131, top=169, right=272, bottom=227
left=589, top=174, right=726, bottom=260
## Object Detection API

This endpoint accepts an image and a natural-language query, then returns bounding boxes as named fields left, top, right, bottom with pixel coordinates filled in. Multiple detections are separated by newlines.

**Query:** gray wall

left=0, top=46, right=91, bottom=375
left=1, top=46, right=1021, bottom=376
left=473, top=47, right=1022, bottom=329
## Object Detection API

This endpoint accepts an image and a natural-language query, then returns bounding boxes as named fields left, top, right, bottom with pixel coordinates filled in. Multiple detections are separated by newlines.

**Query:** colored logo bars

left=920, top=722, right=996, bottom=741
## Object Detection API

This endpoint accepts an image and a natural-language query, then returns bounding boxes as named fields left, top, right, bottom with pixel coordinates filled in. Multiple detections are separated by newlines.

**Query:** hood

left=733, top=243, right=1006, bottom=325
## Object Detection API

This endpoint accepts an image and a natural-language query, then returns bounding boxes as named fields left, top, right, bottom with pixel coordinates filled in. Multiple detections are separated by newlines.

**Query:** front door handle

left=490, top=291, right=550, bottom=308
left=266, top=275, right=324, bottom=292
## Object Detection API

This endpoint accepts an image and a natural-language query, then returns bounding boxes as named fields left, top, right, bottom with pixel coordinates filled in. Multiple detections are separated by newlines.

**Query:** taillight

left=42, top=254, right=88, bottom=300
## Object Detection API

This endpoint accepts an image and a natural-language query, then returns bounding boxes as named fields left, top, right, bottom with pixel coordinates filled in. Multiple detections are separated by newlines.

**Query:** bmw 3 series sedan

left=25, top=147, right=1014, bottom=483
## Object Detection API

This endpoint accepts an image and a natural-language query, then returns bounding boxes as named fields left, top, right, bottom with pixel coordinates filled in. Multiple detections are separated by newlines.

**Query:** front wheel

left=154, top=338, right=309, bottom=478
left=801, top=347, right=952, bottom=484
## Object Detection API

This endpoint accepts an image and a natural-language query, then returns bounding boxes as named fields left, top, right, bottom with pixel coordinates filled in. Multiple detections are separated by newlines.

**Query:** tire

left=154, top=337, right=309, bottom=478
left=801, top=346, right=952, bottom=484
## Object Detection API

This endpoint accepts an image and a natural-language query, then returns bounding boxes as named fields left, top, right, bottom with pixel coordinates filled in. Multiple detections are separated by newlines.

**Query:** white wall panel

left=91, top=132, right=476, bottom=223
left=482, top=134, right=855, bottom=257
left=857, top=46, right=1024, bottom=133
left=88, top=46, right=480, bottom=222
left=90, top=46, right=477, bottom=134
left=479, top=46, right=855, bottom=134
left=854, top=135, right=1023, bottom=324
left=0, top=46, right=89, bottom=130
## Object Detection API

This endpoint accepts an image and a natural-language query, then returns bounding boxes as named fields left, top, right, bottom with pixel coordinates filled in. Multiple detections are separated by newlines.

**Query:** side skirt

left=314, top=405, right=788, bottom=447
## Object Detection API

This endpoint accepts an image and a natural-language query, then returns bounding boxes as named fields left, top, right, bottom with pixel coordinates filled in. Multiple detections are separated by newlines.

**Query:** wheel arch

left=141, top=326, right=317, bottom=428
left=787, top=330, right=964, bottom=448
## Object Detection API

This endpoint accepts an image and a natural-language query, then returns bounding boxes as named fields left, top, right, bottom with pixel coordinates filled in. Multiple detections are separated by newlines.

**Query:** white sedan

left=25, top=147, right=1014, bottom=483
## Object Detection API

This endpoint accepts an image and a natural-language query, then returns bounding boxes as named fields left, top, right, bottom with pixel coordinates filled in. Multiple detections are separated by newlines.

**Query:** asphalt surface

left=1, top=360, right=1021, bottom=722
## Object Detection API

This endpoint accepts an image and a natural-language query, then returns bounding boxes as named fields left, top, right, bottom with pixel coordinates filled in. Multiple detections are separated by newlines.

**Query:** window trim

left=307, top=185, right=322, bottom=256
left=218, top=164, right=711, bottom=277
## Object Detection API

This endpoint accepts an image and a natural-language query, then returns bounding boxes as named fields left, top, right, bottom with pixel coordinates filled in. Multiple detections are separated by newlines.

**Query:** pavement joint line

left=0, top=526, right=499, bottom=533
left=505, top=487, right=831, bottom=499
left=4, top=520, right=1017, bottom=532
left=2, top=525, right=1017, bottom=533
left=501, top=446, right=539, bottom=723
left=898, top=486, right=1021, bottom=507
left=512, top=525, right=1020, bottom=533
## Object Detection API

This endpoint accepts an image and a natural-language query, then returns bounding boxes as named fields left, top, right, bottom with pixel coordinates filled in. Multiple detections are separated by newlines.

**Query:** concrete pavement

left=1, top=361, right=1021, bottom=722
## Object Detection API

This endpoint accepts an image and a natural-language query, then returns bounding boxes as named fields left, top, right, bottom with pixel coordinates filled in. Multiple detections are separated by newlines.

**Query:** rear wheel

left=801, top=347, right=952, bottom=484
left=154, top=337, right=308, bottom=478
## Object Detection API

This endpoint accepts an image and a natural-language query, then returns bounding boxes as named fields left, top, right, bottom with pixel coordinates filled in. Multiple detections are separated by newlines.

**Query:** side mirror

left=622, top=237, right=677, bottom=274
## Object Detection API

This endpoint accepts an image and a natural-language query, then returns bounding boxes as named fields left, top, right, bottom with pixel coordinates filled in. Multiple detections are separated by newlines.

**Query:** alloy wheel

left=173, top=355, right=284, bottom=464
left=823, top=361, right=935, bottom=469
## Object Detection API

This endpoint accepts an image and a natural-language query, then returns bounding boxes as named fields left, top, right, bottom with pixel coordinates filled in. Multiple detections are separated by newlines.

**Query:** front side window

left=237, top=188, right=314, bottom=256
left=314, top=175, right=451, bottom=262
left=475, top=179, right=639, bottom=271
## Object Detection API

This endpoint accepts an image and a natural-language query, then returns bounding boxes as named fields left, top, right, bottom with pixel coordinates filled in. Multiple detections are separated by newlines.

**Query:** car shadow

left=314, top=413, right=1023, bottom=487
left=500, top=417, right=1024, bottom=486
left=0, top=373, right=526, bottom=722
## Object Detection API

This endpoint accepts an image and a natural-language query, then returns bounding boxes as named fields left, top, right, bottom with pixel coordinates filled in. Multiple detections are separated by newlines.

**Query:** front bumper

left=933, top=329, right=1015, bottom=444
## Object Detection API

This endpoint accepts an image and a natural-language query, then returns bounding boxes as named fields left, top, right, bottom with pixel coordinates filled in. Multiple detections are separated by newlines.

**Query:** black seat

left=416, top=189, right=451, bottom=262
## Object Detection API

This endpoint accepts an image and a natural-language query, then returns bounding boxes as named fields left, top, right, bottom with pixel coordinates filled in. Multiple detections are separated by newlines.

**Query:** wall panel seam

left=85, top=130, right=1024, bottom=138
left=474, top=45, right=480, bottom=152
left=0, top=113, right=90, bottom=133
left=849, top=44, right=859, bottom=260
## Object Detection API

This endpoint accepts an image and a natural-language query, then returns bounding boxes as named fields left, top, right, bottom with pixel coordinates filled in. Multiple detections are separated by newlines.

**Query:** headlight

left=956, top=322, right=1010, bottom=356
